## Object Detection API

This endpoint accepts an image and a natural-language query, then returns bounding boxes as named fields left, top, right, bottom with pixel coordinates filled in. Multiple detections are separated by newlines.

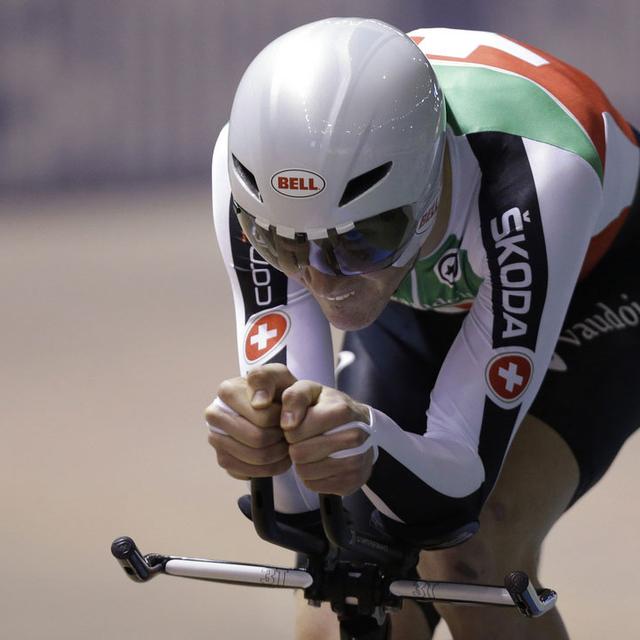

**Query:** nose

left=299, top=266, right=345, bottom=296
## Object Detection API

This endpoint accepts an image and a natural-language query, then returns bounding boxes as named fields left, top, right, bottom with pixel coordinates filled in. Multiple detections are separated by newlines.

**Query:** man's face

left=290, top=264, right=412, bottom=330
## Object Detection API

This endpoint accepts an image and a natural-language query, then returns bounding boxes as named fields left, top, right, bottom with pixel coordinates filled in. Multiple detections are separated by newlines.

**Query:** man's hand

left=205, top=364, right=297, bottom=480
left=280, top=380, right=374, bottom=496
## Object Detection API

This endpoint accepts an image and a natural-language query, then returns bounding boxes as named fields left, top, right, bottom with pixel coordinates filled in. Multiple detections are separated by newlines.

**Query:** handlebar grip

left=505, top=571, right=557, bottom=617
left=111, top=536, right=159, bottom=582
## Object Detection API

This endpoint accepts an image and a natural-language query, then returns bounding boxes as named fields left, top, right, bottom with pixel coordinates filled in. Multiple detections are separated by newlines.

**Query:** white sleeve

left=212, top=124, right=334, bottom=513
left=360, top=137, right=603, bottom=532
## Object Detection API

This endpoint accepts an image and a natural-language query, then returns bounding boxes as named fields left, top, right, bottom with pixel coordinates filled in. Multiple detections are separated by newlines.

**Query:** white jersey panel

left=409, top=28, right=550, bottom=67
left=598, top=113, right=640, bottom=234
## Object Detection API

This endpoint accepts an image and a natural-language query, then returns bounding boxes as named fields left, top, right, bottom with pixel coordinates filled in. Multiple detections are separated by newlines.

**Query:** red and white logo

left=243, top=311, right=290, bottom=364
left=416, top=199, right=438, bottom=234
left=271, top=169, right=326, bottom=198
left=485, top=352, right=533, bottom=403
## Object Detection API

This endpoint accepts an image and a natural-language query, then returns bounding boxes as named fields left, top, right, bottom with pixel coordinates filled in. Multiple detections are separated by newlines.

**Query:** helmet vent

left=339, top=162, right=392, bottom=207
left=232, top=155, right=262, bottom=201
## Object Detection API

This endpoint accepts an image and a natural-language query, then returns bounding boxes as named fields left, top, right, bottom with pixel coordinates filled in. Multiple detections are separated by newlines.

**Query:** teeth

left=323, top=291, right=355, bottom=301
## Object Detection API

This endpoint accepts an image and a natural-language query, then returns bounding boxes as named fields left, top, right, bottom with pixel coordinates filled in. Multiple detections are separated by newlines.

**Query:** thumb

left=246, top=363, right=298, bottom=409
left=280, top=379, right=323, bottom=431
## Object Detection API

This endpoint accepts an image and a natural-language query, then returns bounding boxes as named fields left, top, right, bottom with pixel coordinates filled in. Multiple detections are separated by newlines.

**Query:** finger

left=293, top=453, right=365, bottom=481
left=302, top=471, right=366, bottom=497
left=284, top=399, right=366, bottom=444
left=280, top=380, right=323, bottom=430
left=205, top=404, right=284, bottom=448
left=211, top=380, right=281, bottom=429
left=208, top=431, right=289, bottom=466
left=227, top=471, right=251, bottom=481
left=213, top=447, right=292, bottom=478
left=246, top=363, right=298, bottom=409
left=289, top=428, right=369, bottom=464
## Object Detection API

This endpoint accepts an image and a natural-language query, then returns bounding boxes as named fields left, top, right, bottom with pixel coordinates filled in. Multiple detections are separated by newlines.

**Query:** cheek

left=362, top=270, right=404, bottom=295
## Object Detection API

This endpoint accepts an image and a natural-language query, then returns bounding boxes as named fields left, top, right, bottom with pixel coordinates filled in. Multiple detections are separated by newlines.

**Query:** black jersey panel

left=477, top=397, right=520, bottom=495
left=467, top=133, right=549, bottom=352
left=367, top=449, right=482, bottom=537
left=228, top=199, right=288, bottom=322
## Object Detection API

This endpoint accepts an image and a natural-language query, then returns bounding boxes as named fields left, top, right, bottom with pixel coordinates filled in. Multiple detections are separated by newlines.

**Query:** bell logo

left=272, top=169, right=326, bottom=198
left=485, top=352, right=533, bottom=403
left=244, top=311, right=290, bottom=364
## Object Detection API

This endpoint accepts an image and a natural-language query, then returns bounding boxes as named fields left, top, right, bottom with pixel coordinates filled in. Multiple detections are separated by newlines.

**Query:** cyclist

left=206, top=18, right=640, bottom=640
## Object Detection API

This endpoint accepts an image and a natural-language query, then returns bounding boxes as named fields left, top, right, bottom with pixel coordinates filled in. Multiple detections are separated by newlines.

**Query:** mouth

left=318, top=290, right=356, bottom=302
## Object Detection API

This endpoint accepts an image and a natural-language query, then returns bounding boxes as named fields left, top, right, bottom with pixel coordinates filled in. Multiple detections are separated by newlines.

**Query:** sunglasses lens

left=234, top=201, right=415, bottom=276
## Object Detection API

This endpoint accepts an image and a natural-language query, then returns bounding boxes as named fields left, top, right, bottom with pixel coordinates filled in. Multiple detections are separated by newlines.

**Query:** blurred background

left=2, top=1, right=639, bottom=638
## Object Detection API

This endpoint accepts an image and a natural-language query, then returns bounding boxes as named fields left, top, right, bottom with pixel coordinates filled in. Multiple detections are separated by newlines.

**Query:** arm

left=211, top=124, right=335, bottom=513
left=361, top=134, right=603, bottom=539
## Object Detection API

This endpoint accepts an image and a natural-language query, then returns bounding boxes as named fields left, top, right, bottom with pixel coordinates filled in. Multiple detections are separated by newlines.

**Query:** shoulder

left=408, top=27, right=636, bottom=186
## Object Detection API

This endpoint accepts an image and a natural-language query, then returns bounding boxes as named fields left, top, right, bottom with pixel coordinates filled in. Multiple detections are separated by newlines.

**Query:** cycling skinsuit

left=211, top=28, right=640, bottom=541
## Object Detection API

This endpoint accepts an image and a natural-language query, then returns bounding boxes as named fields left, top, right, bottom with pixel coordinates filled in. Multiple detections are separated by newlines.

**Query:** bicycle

left=111, top=477, right=557, bottom=639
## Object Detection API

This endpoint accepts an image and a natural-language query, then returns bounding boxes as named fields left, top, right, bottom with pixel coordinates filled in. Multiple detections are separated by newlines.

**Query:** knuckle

left=215, top=450, right=230, bottom=469
left=250, top=466, right=271, bottom=478
left=331, top=402, right=353, bottom=425
left=252, top=449, right=268, bottom=465
left=246, top=367, right=267, bottom=383
left=274, top=456, right=292, bottom=475
left=254, top=409, right=279, bottom=429
left=255, top=446, right=279, bottom=465
left=321, top=386, right=339, bottom=401
left=245, top=430, right=263, bottom=448
left=283, top=428, right=303, bottom=444
left=280, top=386, right=299, bottom=405
left=217, top=379, right=239, bottom=403
left=204, top=410, right=218, bottom=426
left=252, top=429, right=273, bottom=448
left=288, top=443, right=304, bottom=463
left=246, top=370, right=271, bottom=393
left=207, top=432, right=222, bottom=449
left=204, top=409, right=225, bottom=429
left=264, top=363, right=289, bottom=376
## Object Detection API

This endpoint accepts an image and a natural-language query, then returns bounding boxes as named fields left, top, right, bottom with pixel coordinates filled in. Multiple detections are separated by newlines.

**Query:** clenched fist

left=205, top=364, right=296, bottom=479
left=205, top=364, right=375, bottom=495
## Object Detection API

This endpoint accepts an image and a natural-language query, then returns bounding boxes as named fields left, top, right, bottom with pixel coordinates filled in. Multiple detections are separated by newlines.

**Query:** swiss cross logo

left=485, top=353, right=533, bottom=403
left=271, top=169, right=326, bottom=198
left=243, top=311, right=290, bottom=364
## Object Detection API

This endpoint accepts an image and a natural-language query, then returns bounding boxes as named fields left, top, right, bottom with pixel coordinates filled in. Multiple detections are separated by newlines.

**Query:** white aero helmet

left=228, top=17, right=445, bottom=276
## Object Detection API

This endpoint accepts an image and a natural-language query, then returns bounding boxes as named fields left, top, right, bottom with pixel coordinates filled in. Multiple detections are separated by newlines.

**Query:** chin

left=321, top=302, right=383, bottom=331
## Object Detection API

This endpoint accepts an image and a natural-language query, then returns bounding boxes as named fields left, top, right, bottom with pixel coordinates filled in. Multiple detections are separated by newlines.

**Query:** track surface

left=2, top=186, right=638, bottom=639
